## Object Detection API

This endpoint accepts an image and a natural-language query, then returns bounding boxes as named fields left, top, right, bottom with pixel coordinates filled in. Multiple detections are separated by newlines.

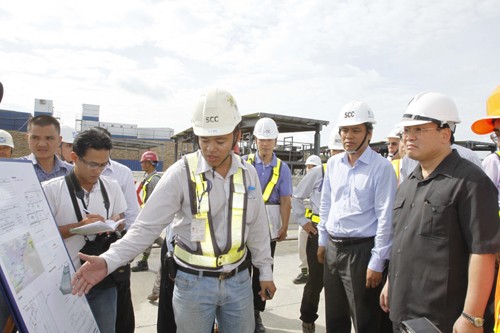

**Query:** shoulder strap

left=247, top=153, right=255, bottom=165
left=65, top=173, right=83, bottom=222
left=183, top=155, right=198, bottom=215
left=65, top=170, right=110, bottom=220
left=99, top=178, right=110, bottom=219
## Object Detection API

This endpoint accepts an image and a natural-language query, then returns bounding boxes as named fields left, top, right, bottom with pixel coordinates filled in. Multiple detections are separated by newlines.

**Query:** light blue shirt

left=292, top=164, right=324, bottom=226
left=318, top=147, right=397, bottom=272
left=18, top=153, right=72, bottom=182
left=243, top=152, right=293, bottom=204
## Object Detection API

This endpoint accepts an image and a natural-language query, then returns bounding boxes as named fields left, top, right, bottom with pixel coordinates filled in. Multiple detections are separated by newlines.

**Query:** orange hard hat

left=140, top=151, right=159, bottom=163
left=471, top=86, right=500, bottom=134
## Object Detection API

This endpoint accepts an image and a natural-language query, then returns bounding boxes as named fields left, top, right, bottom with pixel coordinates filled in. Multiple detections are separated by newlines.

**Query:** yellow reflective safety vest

left=174, top=152, right=247, bottom=269
left=140, top=172, right=161, bottom=207
left=391, top=158, right=401, bottom=182
left=247, top=153, right=281, bottom=203
left=303, top=164, right=326, bottom=224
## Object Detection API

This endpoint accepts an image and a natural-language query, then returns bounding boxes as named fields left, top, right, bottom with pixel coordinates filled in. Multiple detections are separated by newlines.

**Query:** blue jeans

left=173, top=269, right=254, bottom=333
left=86, top=286, right=117, bottom=333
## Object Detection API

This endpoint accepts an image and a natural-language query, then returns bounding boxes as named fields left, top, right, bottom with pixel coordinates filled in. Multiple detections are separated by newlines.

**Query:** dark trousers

left=323, top=238, right=382, bottom=333
left=115, top=265, right=135, bottom=333
left=299, top=232, right=324, bottom=324
left=157, top=240, right=177, bottom=333
left=251, top=240, right=277, bottom=312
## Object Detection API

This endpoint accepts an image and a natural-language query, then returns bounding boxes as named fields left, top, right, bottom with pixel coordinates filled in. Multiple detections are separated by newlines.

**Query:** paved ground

left=130, top=225, right=327, bottom=333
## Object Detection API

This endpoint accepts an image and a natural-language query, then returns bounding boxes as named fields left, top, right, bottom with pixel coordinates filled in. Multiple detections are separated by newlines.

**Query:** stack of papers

left=69, top=219, right=125, bottom=235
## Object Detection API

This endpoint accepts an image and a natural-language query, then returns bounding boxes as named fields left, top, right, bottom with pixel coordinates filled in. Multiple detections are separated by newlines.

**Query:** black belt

left=177, top=260, right=251, bottom=280
left=329, top=236, right=374, bottom=247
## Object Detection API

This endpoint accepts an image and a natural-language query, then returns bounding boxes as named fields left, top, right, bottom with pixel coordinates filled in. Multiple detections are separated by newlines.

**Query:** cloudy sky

left=1, top=0, right=500, bottom=144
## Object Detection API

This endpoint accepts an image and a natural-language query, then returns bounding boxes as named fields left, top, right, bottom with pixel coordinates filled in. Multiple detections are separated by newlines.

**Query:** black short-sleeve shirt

left=389, top=150, right=500, bottom=332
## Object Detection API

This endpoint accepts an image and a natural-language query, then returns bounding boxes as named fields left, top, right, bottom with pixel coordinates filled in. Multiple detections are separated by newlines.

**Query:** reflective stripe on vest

left=305, top=208, right=320, bottom=224
left=174, top=152, right=246, bottom=269
left=247, top=153, right=281, bottom=203
left=140, top=172, right=161, bottom=207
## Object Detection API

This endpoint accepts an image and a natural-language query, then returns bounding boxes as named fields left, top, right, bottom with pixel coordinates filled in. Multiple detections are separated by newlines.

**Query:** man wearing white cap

left=244, top=117, right=293, bottom=333
left=318, top=102, right=397, bottom=333
left=0, top=129, right=14, bottom=158
left=294, top=131, right=344, bottom=333
left=71, top=88, right=275, bottom=333
left=386, top=128, right=402, bottom=161
left=380, top=92, right=500, bottom=332
left=58, top=125, right=77, bottom=163
left=293, top=154, right=322, bottom=286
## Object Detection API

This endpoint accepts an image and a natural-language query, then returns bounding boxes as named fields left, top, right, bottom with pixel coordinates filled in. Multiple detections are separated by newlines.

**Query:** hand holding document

left=70, top=219, right=125, bottom=235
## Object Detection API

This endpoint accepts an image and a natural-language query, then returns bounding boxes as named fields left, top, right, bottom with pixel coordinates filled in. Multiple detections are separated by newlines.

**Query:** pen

left=82, top=208, right=91, bottom=214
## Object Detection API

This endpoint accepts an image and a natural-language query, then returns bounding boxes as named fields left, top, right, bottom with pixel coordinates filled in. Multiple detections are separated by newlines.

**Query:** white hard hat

left=253, top=117, right=279, bottom=139
left=191, top=88, right=242, bottom=136
left=398, top=92, right=461, bottom=132
left=60, top=125, right=77, bottom=144
left=0, top=129, right=14, bottom=148
left=337, top=101, right=376, bottom=127
left=387, top=127, right=403, bottom=140
left=328, top=127, right=344, bottom=150
left=305, top=154, right=321, bottom=166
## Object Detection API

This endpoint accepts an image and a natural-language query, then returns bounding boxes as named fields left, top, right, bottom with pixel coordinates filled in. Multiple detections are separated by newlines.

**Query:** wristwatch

left=461, top=312, right=484, bottom=327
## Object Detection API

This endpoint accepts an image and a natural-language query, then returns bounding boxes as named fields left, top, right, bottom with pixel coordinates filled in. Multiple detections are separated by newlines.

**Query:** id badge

left=191, top=218, right=206, bottom=242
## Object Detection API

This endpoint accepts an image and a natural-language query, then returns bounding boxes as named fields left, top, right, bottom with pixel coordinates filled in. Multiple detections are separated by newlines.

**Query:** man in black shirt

left=380, top=92, right=500, bottom=333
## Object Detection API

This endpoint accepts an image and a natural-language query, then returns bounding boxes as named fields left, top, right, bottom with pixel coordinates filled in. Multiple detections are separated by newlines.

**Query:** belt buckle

left=330, top=238, right=344, bottom=247
left=218, top=271, right=232, bottom=280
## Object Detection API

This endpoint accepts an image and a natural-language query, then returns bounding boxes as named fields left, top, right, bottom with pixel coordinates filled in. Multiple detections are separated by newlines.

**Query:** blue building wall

left=0, top=109, right=31, bottom=131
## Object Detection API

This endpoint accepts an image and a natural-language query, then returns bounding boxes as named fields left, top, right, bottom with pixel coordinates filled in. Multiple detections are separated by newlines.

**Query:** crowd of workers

left=1, top=81, right=500, bottom=333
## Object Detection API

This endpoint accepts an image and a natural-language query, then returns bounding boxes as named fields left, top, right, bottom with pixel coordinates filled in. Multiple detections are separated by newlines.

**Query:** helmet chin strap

left=388, top=148, right=399, bottom=158
left=202, top=132, right=238, bottom=177
left=346, top=131, right=369, bottom=155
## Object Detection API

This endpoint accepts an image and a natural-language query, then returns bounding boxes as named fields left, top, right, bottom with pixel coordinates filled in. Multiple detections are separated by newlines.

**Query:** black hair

left=73, top=128, right=113, bottom=157
left=28, top=115, right=61, bottom=134
left=94, top=126, right=112, bottom=138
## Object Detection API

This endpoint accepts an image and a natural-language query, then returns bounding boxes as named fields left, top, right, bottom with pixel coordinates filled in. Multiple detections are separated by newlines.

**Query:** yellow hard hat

left=471, top=86, right=500, bottom=134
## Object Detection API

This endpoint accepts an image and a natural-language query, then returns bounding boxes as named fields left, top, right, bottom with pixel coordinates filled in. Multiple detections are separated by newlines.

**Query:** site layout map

left=0, top=160, right=99, bottom=333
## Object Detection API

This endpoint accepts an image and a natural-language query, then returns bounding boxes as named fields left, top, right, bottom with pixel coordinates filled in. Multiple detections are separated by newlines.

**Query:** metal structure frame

left=172, top=112, right=329, bottom=174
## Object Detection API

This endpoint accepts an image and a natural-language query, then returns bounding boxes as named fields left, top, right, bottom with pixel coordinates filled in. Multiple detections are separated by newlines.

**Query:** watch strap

left=461, top=312, right=484, bottom=327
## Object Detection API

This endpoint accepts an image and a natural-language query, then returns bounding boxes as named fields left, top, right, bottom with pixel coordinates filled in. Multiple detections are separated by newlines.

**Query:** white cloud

left=1, top=0, right=500, bottom=144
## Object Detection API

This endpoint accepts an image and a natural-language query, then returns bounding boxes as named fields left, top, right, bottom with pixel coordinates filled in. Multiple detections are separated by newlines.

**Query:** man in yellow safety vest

left=70, top=88, right=276, bottom=333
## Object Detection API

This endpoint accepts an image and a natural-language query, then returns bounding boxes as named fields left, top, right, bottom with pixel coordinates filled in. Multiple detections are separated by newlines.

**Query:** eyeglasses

left=386, top=142, right=399, bottom=146
left=402, top=127, right=440, bottom=137
left=79, top=156, right=110, bottom=170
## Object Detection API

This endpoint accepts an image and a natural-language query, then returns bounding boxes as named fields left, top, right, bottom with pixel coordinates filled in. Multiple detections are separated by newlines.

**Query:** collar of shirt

left=103, top=158, right=116, bottom=174
left=255, top=151, right=277, bottom=167
left=411, top=150, right=458, bottom=181
left=195, top=150, right=248, bottom=177
left=26, top=153, right=72, bottom=172
left=340, top=146, right=374, bottom=167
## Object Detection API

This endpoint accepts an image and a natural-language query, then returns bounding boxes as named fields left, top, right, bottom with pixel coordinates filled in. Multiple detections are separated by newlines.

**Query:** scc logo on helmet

left=344, top=111, right=355, bottom=118
left=205, top=116, right=219, bottom=123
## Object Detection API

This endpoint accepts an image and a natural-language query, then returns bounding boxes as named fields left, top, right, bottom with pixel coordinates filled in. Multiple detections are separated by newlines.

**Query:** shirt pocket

left=392, top=197, right=405, bottom=228
left=419, top=198, right=453, bottom=240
